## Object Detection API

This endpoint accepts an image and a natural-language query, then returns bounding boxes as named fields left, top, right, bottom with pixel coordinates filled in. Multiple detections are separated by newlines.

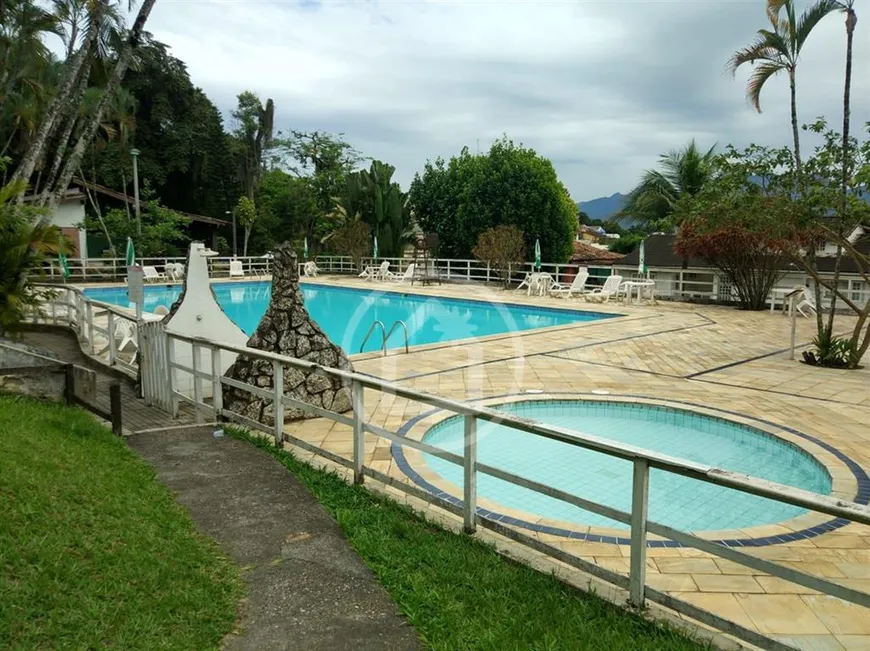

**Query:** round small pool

left=419, top=400, right=832, bottom=532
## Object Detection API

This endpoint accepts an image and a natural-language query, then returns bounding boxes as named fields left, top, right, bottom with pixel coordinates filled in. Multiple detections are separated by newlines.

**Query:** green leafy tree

left=233, top=195, right=257, bottom=256
left=0, top=169, right=58, bottom=334
left=231, top=90, right=273, bottom=201
left=85, top=199, right=190, bottom=257
left=329, top=220, right=372, bottom=271
left=620, top=140, right=717, bottom=228
left=336, top=160, right=413, bottom=258
left=409, top=137, right=575, bottom=262
left=273, top=130, right=362, bottom=244
left=472, top=225, right=526, bottom=288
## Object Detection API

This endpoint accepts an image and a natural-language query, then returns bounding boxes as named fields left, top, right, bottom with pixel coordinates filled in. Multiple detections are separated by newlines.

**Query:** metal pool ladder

left=359, top=320, right=409, bottom=355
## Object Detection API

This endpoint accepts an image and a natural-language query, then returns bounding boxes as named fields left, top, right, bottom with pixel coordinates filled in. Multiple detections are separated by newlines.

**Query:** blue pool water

left=421, top=401, right=831, bottom=532
left=83, top=282, right=612, bottom=352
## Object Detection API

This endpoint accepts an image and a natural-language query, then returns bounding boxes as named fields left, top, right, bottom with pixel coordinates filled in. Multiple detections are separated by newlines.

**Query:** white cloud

left=145, top=0, right=870, bottom=200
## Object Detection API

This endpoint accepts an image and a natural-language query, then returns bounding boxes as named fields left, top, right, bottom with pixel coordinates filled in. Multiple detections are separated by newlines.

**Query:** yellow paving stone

left=654, top=557, right=722, bottom=575
left=736, top=594, right=830, bottom=635
left=692, top=574, right=765, bottom=593
left=837, top=635, right=870, bottom=650
left=773, top=635, right=846, bottom=651
left=647, top=573, right=699, bottom=593
left=672, top=592, right=759, bottom=631
left=803, top=596, right=870, bottom=635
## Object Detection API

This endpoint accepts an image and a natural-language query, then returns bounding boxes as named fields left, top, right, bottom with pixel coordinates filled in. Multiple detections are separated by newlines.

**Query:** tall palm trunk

left=789, top=68, right=823, bottom=332
left=826, top=6, right=857, bottom=332
left=37, top=40, right=97, bottom=206
left=10, top=4, right=104, bottom=190
left=49, top=0, right=157, bottom=210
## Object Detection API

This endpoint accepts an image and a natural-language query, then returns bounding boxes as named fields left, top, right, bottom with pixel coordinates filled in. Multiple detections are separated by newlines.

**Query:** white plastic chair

left=153, top=305, right=170, bottom=316
left=142, top=266, right=166, bottom=283
left=549, top=270, right=589, bottom=299
left=229, top=260, right=245, bottom=278
left=375, top=260, right=390, bottom=281
left=114, top=319, right=138, bottom=353
left=304, top=261, right=320, bottom=277
left=584, top=275, right=623, bottom=303
left=795, top=287, right=817, bottom=317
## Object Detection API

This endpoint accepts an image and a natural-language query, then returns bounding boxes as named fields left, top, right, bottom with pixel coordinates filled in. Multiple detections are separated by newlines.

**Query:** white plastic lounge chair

left=375, top=260, right=390, bottom=282
left=549, top=270, right=589, bottom=299
left=114, top=319, right=138, bottom=353
left=358, top=265, right=375, bottom=279
left=229, top=260, right=244, bottom=278
left=304, top=261, right=319, bottom=277
left=142, top=266, right=166, bottom=283
left=516, top=272, right=532, bottom=292
left=387, top=264, right=415, bottom=283
left=584, top=275, right=623, bottom=303
left=153, top=305, right=170, bottom=316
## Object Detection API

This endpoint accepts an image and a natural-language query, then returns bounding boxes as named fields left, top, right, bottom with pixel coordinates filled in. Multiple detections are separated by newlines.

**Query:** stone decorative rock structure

left=223, top=244, right=354, bottom=424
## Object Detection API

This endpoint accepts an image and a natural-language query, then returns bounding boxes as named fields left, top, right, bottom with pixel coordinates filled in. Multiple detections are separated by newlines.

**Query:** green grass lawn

left=230, top=427, right=711, bottom=651
left=0, top=396, right=242, bottom=650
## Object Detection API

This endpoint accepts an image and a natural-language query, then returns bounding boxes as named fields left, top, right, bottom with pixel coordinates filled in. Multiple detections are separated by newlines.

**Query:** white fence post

left=85, top=301, right=94, bottom=354
left=107, top=313, right=116, bottom=366
left=211, top=346, right=223, bottom=421
left=192, top=343, right=203, bottom=424
left=167, top=336, right=179, bottom=417
left=629, top=459, right=650, bottom=608
left=272, top=360, right=284, bottom=445
left=352, top=380, right=364, bottom=484
left=463, top=415, right=478, bottom=533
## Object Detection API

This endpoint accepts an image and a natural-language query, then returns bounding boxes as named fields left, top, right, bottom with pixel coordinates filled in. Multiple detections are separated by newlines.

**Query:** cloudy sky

left=143, top=0, right=868, bottom=201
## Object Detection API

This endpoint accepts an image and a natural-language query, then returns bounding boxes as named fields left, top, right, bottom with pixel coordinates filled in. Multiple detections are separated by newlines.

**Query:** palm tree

left=620, top=140, right=717, bottom=228
left=49, top=0, right=157, bottom=210
left=727, top=0, right=836, bottom=176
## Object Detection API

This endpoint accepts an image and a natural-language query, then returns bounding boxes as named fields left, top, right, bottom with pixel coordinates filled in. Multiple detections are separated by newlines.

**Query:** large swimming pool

left=84, top=282, right=613, bottom=352
left=416, top=400, right=832, bottom=533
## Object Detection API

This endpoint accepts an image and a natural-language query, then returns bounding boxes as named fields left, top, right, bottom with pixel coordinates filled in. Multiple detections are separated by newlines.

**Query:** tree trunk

left=38, top=46, right=96, bottom=206
left=49, top=0, right=157, bottom=211
left=826, top=8, right=857, bottom=332
left=121, top=169, right=131, bottom=220
left=80, top=166, right=116, bottom=257
left=10, top=3, right=104, bottom=190
left=243, top=227, right=251, bottom=257
left=789, top=69, right=823, bottom=332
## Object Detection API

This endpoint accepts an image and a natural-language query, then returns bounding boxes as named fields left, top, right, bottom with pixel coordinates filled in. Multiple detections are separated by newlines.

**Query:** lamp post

left=130, top=148, right=141, bottom=236
left=226, top=210, right=236, bottom=258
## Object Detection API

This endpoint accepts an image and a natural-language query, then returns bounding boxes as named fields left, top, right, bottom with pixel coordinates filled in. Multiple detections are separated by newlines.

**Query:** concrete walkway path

left=128, top=427, right=422, bottom=651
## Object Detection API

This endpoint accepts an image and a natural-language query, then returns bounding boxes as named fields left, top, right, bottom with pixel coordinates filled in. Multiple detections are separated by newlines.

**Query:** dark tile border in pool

left=390, top=392, right=870, bottom=548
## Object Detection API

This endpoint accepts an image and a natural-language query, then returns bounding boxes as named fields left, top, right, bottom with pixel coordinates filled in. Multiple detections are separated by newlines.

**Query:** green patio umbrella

left=303, top=236, right=309, bottom=259
left=125, top=237, right=135, bottom=267
left=373, top=234, right=379, bottom=259
left=534, top=238, right=541, bottom=271
left=58, top=252, right=70, bottom=280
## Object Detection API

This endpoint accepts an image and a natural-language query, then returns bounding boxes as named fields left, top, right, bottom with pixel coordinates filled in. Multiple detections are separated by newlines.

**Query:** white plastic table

left=620, top=280, right=656, bottom=305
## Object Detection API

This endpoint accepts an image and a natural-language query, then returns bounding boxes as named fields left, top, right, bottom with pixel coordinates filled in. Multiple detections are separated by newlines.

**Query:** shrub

left=473, top=225, right=526, bottom=288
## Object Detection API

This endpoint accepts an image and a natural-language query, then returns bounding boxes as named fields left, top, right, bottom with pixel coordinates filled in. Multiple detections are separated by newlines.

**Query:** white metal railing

left=31, top=284, right=140, bottom=377
left=156, top=327, right=870, bottom=651
left=38, top=255, right=274, bottom=282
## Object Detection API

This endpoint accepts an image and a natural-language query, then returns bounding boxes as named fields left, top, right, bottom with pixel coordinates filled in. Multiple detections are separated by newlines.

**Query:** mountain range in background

left=577, top=192, right=633, bottom=226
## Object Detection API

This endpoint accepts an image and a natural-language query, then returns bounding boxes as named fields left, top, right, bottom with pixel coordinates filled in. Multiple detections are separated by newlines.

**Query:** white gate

left=139, top=320, right=174, bottom=413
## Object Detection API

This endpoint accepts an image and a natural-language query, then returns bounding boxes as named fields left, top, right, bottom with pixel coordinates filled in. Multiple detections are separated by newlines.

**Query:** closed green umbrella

left=125, top=237, right=135, bottom=267
left=58, top=252, right=70, bottom=280
left=373, top=235, right=379, bottom=259
left=534, top=238, right=541, bottom=271
left=303, top=236, right=309, bottom=259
